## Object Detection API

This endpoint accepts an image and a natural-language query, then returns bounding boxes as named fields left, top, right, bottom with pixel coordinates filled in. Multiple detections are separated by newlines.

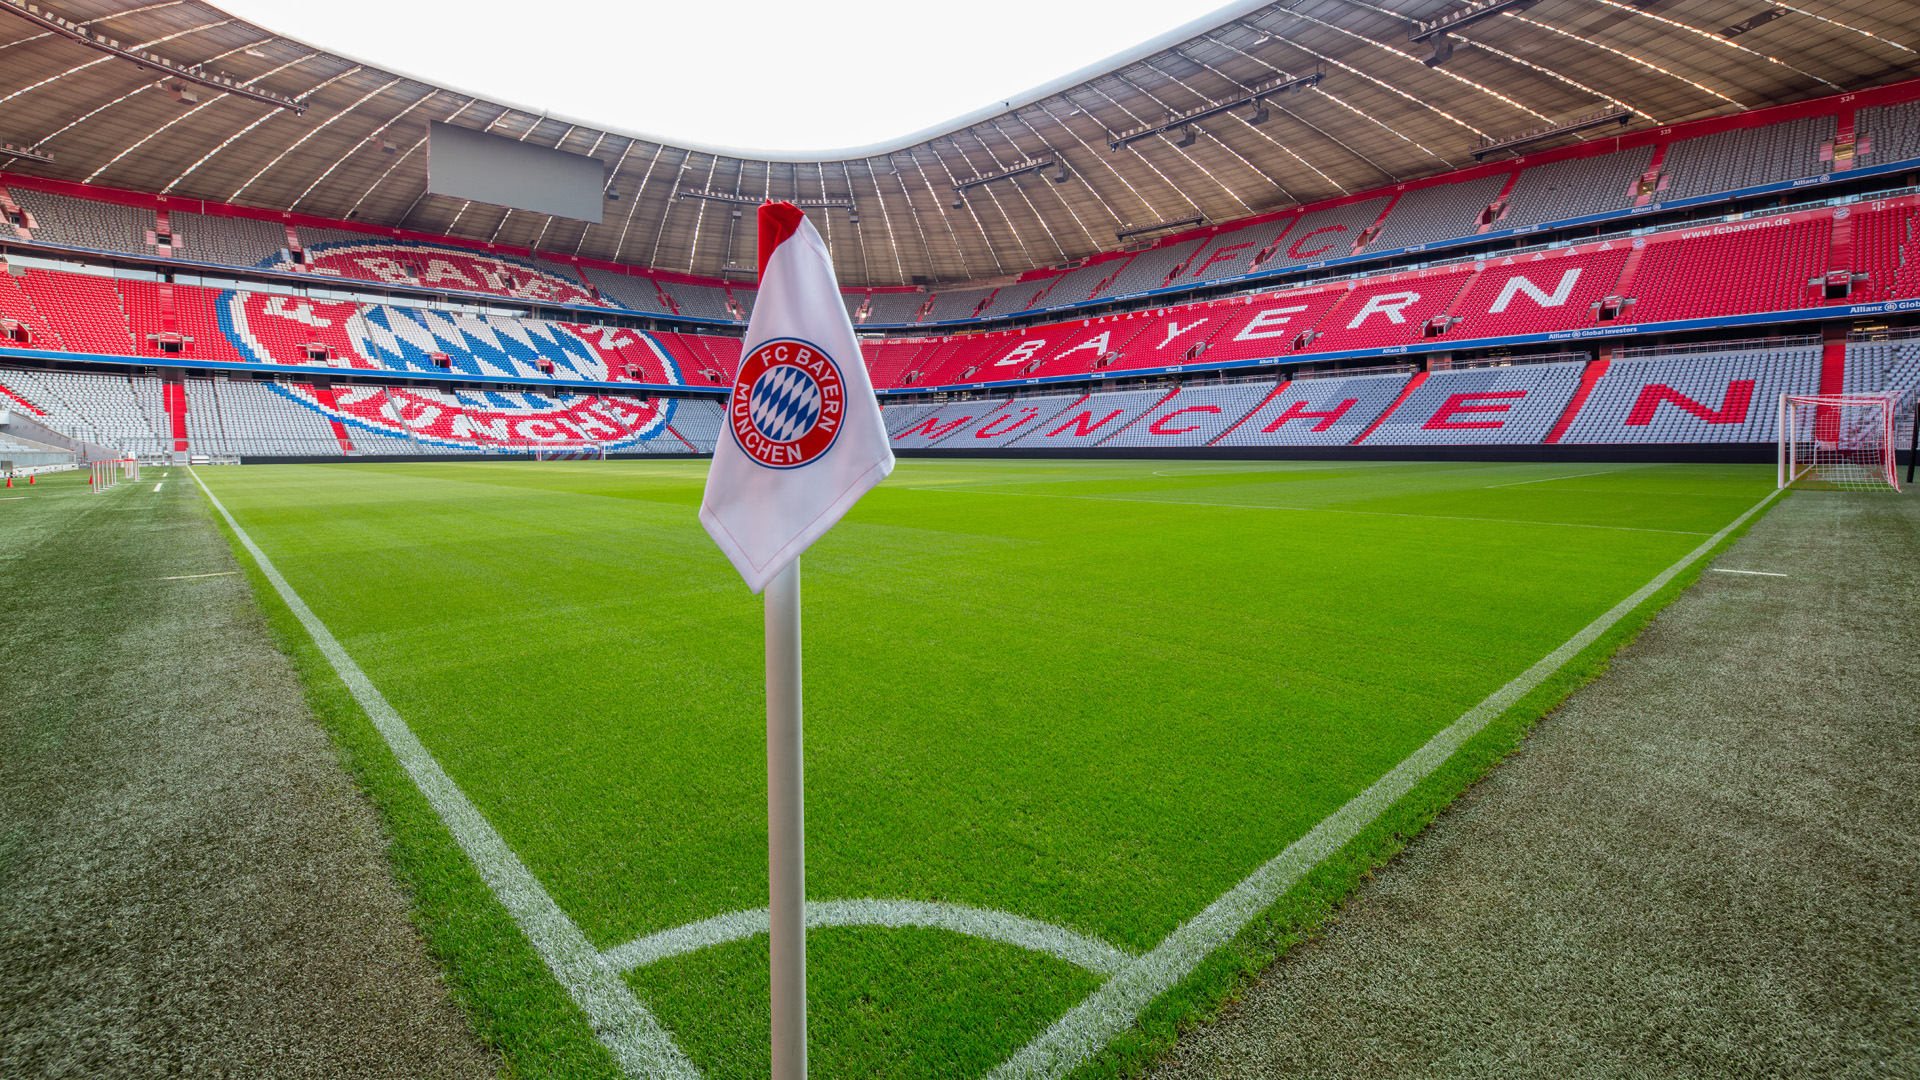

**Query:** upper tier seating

left=1849, top=200, right=1920, bottom=305
left=1660, top=115, right=1836, bottom=201
left=1099, top=381, right=1280, bottom=447
left=1250, top=197, right=1393, bottom=275
left=861, top=291, right=929, bottom=325
left=657, top=281, right=735, bottom=322
left=1027, top=258, right=1128, bottom=312
left=1857, top=101, right=1920, bottom=169
left=1099, top=238, right=1207, bottom=299
left=1367, top=172, right=1513, bottom=253
left=1174, top=216, right=1301, bottom=286
left=923, top=287, right=997, bottom=323
left=977, top=280, right=1060, bottom=319
left=11, top=189, right=155, bottom=257
left=1557, top=346, right=1819, bottom=443
left=1357, top=361, right=1584, bottom=444
left=580, top=267, right=675, bottom=315
left=1213, top=370, right=1413, bottom=446
left=172, top=210, right=290, bottom=269
left=1498, top=145, right=1653, bottom=230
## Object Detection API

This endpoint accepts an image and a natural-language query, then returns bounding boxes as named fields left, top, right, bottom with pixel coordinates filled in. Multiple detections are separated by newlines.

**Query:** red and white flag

left=700, top=203, right=894, bottom=592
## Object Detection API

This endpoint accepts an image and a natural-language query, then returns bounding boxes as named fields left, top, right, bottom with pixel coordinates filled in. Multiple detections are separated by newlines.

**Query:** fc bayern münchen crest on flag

left=730, top=337, right=845, bottom=468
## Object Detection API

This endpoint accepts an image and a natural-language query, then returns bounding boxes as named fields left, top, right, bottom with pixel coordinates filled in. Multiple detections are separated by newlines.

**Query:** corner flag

left=698, top=202, right=892, bottom=1080
left=699, top=202, right=893, bottom=592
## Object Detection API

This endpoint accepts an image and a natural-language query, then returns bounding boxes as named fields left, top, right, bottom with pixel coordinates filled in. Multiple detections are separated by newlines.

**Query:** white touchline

left=1712, top=568, right=1788, bottom=576
left=1483, top=470, right=1619, bottom=488
left=160, top=571, right=238, bottom=580
left=984, top=485, right=1783, bottom=1080
left=188, top=468, right=702, bottom=1080
left=187, top=464, right=1783, bottom=1080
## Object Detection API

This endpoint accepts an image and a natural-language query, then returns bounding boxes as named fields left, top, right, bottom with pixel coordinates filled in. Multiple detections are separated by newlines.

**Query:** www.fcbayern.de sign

left=729, top=338, right=845, bottom=467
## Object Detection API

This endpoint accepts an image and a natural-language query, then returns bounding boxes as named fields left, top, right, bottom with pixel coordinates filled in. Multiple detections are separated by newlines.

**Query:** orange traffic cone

left=27, top=474, right=34, bottom=484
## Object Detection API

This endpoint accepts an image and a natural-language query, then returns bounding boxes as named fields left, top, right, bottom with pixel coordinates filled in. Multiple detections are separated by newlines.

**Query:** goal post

left=1779, top=393, right=1901, bottom=492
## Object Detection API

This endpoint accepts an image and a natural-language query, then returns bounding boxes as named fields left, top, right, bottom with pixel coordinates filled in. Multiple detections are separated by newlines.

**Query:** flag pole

left=765, top=556, right=806, bottom=1080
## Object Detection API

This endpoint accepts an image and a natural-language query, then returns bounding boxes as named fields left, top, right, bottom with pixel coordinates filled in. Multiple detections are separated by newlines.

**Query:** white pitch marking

left=606, top=899, right=1134, bottom=978
left=153, top=482, right=163, bottom=492
left=1484, top=470, right=1616, bottom=488
left=160, top=571, right=237, bottom=580
left=187, top=468, right=701, bottom=1080
left=985, top=486, right=1785, bottom=1080
left=1712, top=568, right=1788, bottom=577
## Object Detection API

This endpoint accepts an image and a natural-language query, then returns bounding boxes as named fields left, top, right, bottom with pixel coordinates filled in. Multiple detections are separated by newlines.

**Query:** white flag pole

left=765, top=557, right=806, bottom=1080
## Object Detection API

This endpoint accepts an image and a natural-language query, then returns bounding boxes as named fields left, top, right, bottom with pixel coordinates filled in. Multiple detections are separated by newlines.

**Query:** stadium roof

left=2, top=0, right=1916, bottom=289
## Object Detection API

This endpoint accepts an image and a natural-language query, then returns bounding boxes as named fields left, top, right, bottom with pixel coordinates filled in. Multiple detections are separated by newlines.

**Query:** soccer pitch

left=194, top=458, right=1778, bottom=1080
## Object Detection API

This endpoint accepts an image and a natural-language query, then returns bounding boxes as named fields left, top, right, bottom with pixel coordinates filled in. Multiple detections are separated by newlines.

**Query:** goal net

left=1778, top=393, right=1901, bottom=492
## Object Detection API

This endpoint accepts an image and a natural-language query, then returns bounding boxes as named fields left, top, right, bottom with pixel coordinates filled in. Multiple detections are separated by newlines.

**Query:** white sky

left=214, top=0, right=1238, bottom=154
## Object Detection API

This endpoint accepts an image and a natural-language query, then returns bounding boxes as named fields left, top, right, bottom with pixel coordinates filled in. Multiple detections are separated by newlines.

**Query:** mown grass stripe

left=188, top=467, right=699, bottom=1080
left=986, top=486, right=1785, bottom=1080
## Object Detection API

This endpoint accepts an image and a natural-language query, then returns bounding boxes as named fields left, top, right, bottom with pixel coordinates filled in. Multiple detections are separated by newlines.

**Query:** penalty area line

left=986, top=485, right=1785, bottom=1080
left=185, top=468, right=699, bottom=1080
left=1712, top=568, right=1787, bottom=576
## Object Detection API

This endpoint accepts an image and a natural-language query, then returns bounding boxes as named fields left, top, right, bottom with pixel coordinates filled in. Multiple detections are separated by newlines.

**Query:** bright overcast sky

left=213, top=0, right=1239, bottom=154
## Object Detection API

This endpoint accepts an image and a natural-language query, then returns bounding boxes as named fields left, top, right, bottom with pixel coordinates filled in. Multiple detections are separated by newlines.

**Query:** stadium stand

left=1844, top=337, right=1920, bottom=397
left=975, top=281, right=1057, bottom=319
left=1856, top=100, right=1920, bottom=168
left=1555, top=345, right=1820, bottom=443
left=10, top=188, right=155, bottom=257
left=1099, top=380, right=1279, bottom=447
left=1625, top=216, right=1829, bottom=324
left=1031, top=258, right=1128, bottom=311
left=1849, top=200, right=1920, bottom=304
left=0, top=369, right=166, bottom=454
left=1177, top=217, right=1301, bottom=285
left=657, top=281, right=735, bottom=322
left=947, top=393, right=1086, bottom=448
left=1099, top=238, right=1208, bottom=299
left=1444, top=247, right=1629, bottom=342
left=23, top=269, right=138, bottom=356
left=1009, top=387, right=1169, bottom=447
left=1497, top=145, right=1653, bottom=231
left=888, top=397, right=1011, bottom=447
left=1367, top=173, right=1513, bottom=253
left=1357, top=360, right=1585, bottom=445
left=1659, top=115, right=1836, bottom=202
left=1255, top=197, right=1393, bottom=274
left=861, top=291, right=929, bottom=325
left=1212, top=370, right=1414, bottom=446
left=1298, top=267, right=1476, bottom=355
left=171, top=210, right=292, bottom=269
left=580, top=267, right=675, bottom=316
left=923, top=287, right=997, bottom=323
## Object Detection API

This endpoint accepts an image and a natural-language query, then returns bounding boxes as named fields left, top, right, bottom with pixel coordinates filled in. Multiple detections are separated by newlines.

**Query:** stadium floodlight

left=0, top=140, right=53, bottom=164
left=678, top=187, right=856, bottom=217
left=1778, top=393, right=1904, bottom=492
left=1473, top=107, right=1633, bottom=160
left=1116, top=214, right=1205, bottom=241
left=1410, top=0, right=1540, bottom=65
left=1107, top=71, right=1321, bottom=150
left=952, top=157, right=1060, bottom=194
left=0, top=0, right=305, bottom=114
left=1174, top=125, right=1198, bottom=148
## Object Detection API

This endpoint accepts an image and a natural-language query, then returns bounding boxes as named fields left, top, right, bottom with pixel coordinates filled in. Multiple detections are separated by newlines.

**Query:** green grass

left=193, top=458, right=1778, bottom=1079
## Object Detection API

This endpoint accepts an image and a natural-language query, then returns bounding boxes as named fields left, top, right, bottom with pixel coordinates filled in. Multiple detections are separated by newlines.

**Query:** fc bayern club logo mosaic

left=729, top=338, right=846, bottom=468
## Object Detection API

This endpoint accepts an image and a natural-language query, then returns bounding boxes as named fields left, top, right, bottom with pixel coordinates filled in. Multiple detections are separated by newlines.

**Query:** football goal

left=533, top=445, right=607, bottom=461
left=1778, top=394, right=1902, bottom=492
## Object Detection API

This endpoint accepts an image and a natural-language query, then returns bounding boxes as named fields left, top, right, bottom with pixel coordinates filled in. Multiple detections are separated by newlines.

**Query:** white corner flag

left=700, top=201, right=893, bottom=593
left=698, top=202, right=893, bottom=1080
